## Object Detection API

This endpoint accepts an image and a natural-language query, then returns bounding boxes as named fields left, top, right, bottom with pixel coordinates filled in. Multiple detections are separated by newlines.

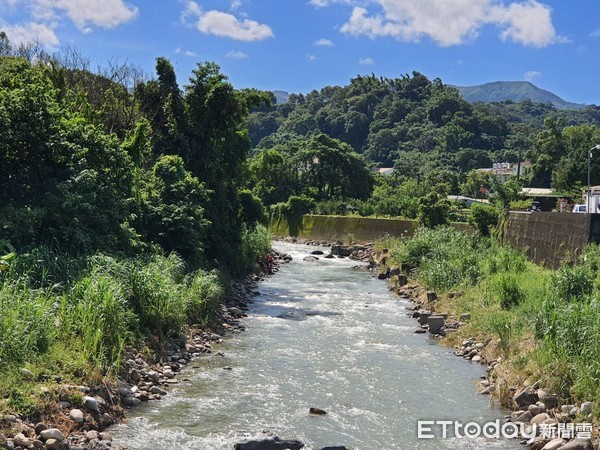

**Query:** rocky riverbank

left=1, top=249, right=292, bottom=450
left=370, top=253, right=600, bottom=450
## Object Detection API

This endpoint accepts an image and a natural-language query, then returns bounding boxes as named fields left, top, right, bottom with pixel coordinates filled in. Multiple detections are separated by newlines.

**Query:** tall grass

left=185, top=269, right=224, bottom=325
left=387, top=229, right=600, bottom=411
left=0, top=280, right=54, bottom=365
left=240, top=224, right=271, bottom=274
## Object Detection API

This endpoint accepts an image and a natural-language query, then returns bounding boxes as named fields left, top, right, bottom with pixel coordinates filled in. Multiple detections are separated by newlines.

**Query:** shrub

left=498, top=274, right=524, bottom=310
left=468, top=203, right=500, bottom=236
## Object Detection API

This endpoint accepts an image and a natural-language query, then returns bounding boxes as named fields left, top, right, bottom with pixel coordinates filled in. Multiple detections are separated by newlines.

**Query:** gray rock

left=150, top=386, right=167, bottom=396
left=34, top=423, right=47, bottom=435
left=514, top=386, right=538, bottom=410
left=531, top=413, right=549, bottom=424
left=70, top=408, right=85, bottom=423
left=513, top=410, right=533, bottom=424
left=528, top=405, right=541, bottom=417
left=320, top=447, right=349, bottom=450
left=542, top=438, right=565, bottom=450
left=86, top=430, right=99, bottom=441
left=40, top=429, right=65, bottom=442
left=560, top=438, right=594, bottom=450
left=234, top=437, right=304, bottom=450
left=45, top=438, right=62, bottom=450
left=580, top=401, right=593, bottom=415
left=84, top=396, right=99, bottom=412
left=13, top=433, right=31, bottom=447
left=303, top=256, right=319, bottom=262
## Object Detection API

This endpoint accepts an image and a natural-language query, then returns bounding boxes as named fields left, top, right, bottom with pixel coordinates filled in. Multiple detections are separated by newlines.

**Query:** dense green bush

left=468, top=203, right=500, bottom=236
left=498, top=274, right=524, bottom=310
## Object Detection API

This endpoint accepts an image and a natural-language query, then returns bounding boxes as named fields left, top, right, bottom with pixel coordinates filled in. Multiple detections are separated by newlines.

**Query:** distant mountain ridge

left=453, top=81, right=587, bottom=110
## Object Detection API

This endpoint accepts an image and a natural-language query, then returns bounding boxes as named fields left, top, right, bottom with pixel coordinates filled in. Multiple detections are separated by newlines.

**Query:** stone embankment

left=1, top=249, right=291, bottom=450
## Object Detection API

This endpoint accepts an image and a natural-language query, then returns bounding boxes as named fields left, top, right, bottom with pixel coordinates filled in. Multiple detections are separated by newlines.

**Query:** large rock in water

left=234, top=437, right=304, bottom=450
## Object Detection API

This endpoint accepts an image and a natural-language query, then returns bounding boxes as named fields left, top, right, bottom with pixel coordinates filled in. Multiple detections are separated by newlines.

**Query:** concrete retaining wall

left=271, top=215, right=472, bottom=242
left=503, top=212, right=600, bottom=268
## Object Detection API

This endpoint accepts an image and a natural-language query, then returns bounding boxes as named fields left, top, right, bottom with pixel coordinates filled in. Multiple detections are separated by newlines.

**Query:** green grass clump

left=385, top=229, right=600, bottom=413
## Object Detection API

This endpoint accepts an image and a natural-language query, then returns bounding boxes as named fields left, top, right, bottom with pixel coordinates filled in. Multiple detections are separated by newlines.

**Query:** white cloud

left=492, top=0, right=557, bottom=48
left=183, top=3, right=273, bottom=41
left=335, top=0, right=560, bottom=48
left=2, top=21, right=59, bottom=47
left=589, top=29, right=600, bottom=38
left=315, top=38, right=334, bottom=46
left=306, top=52, right=317, bottom=61
left=309, top=0, right=353, bottom=7
left=359, top=56, right=374, bottom=64
left=226, top=49, right=248, bottom=59
left=33, top=0, right=138, bottom=30
left=175, top=47, right=197, bottom=57
left=524, top=70, right=541, bottom=81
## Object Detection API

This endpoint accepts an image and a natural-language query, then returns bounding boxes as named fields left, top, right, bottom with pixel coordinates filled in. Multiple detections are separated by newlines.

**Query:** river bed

left=111, top=242, right=520, bottom=449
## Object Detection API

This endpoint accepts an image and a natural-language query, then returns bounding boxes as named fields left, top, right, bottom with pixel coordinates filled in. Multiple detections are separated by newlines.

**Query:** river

left=111, top=242, right=520, bottom=449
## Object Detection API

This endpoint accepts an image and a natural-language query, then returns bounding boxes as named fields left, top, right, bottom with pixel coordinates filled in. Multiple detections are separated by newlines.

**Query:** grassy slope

left=381, top=227, right=600, bottom=417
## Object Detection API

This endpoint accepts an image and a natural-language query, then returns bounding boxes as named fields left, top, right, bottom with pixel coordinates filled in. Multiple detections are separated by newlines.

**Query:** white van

left=573, top=204, right=587, bottom=213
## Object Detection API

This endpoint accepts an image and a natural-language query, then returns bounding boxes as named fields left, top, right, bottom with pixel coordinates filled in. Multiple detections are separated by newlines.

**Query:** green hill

left=455, top=81, right=586, bottom=110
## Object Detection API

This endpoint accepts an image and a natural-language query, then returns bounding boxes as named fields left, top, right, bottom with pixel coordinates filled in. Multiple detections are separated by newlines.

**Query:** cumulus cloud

left=2, top=21, right=59, bottom=47
left=359, top=56, right=374, bottom=64
left=225, top=49, right=248, bottom=59
left=306, top=52, right=317, bottom=61
left=524, top=70, right=541, bottom=81
left=183, top=1, right=273, bottom=41
left=315, top=38, right=334, bottom=46
left=33, top=0, right=138, bottom=30
left=333, top=0, right=560, bottom=48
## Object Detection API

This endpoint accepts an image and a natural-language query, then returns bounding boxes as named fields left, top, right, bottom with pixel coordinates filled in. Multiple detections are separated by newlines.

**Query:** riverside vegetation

left=0, top=36, right=272, bottom=446
left=379, top=226, right=600, bottom=423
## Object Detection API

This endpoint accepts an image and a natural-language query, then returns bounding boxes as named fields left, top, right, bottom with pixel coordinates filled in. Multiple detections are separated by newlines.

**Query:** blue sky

left=1, top=0, right=599, bottom=104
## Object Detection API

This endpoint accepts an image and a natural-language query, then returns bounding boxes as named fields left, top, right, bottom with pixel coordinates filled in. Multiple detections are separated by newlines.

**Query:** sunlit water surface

left=111, top=242, right=520, bottom=450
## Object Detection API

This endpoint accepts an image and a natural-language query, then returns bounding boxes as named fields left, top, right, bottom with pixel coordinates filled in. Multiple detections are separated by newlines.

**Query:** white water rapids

left=110, top=242, right=520, bottom=449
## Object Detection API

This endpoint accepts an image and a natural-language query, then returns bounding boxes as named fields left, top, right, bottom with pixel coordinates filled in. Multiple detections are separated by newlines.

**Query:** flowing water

left=111, top=242, right=520, bottom=450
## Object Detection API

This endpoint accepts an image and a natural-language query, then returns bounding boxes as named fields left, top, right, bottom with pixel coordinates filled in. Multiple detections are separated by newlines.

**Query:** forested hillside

left=249, top=73, right=600, bottom=194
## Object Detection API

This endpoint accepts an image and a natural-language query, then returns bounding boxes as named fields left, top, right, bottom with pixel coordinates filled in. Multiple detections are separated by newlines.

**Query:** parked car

left=573, top=204, right=587, bottom=213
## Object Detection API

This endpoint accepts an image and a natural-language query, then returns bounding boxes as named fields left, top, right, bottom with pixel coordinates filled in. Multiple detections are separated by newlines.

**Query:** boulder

left=580, top=401, right=593, bottom=415
left=84, top=396, right=99, bottom=412
left=311, top=250, right=324, bottom=255
left=542, top=438, right=565, bottom=450
left=309, top=407, right=327, bottom=415
left=303, top=256, right=319, bottom=262
left=234, top=437, right=304, bottom=450
left=514, top=386, right=538, bottom=410
left=320, top=447, right=349, bottom=450
left=13, top=433, right=31, bottom=447
left=560, top=439, right=594, bottom=450
left=40, top=429, right=65, bottom=442
left=70, top=408, right=85, bottom=423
